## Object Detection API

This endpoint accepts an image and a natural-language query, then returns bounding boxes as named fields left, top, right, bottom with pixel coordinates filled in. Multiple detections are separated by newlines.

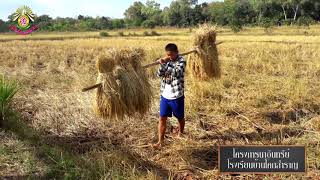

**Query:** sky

left=0, top=0, right=218, bottom=21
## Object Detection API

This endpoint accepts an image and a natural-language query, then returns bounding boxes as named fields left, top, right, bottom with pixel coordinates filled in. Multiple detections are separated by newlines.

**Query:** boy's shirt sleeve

left=171, top=57, right=186, bottom=78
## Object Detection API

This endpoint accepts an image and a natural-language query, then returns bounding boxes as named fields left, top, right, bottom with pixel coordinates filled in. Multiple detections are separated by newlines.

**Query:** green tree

left=300, top=0, right=320, bottom=21
left=124, top=1, right=146, bottom=27
left=141, top=0, right=163, bottom=27
left=277, top=0, right=291, bottom=21
left=163, top=1, right=182, bottom=26
left=290, top=0, right=302, bottom=21
left=233, top=0, right=256, bottom=25
left=111, top=19, right=125, bottom=29
left=250, top=0, right=270, bottom=23
left=208, top=2, right=228, bottom=25
left=163, top=0, right=198, bottom=27
left=34, top=15, right=52, bottom=31
left=94, top=16, right=112, bottom=29
left=0, top=19, right=9, bottom=32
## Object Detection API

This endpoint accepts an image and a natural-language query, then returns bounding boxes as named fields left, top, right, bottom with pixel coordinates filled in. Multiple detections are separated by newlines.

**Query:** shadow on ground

left=181, top=145, right=218, bottom=171
left=197, top=122, right=305, bottom=143
left=1, top=111, right=170, bottom=179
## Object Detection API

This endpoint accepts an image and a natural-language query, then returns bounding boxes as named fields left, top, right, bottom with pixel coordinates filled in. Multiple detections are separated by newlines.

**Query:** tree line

left=0, top=0, right=319, bottom=32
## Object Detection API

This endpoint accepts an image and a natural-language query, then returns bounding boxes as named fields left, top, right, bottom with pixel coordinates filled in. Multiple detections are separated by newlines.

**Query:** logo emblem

left=9, top=6, right=38, bottom=35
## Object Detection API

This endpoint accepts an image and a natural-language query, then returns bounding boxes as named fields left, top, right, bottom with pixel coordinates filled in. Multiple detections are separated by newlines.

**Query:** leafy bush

left=281, top=19, right=294, bottom=26
left=141, top=20, right=156, bottom=29
left=230, top=24, right=242, bottom=33
left=260, top=17, right=275, bottom=34
left=118, top=31, right=124, bottom=36
left=150, top=31, right=160, bottom=36
left=0, top=77, right=18, bottom=126
left=260, top=17, right=273, bottom=29
left=142, top=31, right=160, bottom=36
left=130, top=32, right=138, bottom=36
left=99, top=31, right=109, bottom=37
left=230, top=19, right=242, bottom=33
left=297, top=16, right=315, bottom=27
left=143, top=31, right=150, bottom=36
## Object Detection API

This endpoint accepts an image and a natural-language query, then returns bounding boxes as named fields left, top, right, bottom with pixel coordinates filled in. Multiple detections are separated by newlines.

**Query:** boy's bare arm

left=158, top=57, right=170, bottom=64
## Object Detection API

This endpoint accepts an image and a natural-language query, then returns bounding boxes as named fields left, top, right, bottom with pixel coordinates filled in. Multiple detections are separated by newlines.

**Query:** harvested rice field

left=1, top=26, right=320, bottom=179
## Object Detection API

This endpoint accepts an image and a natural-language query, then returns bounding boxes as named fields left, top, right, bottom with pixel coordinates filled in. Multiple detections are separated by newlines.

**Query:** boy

left=153, top=43, right=186, bottom=148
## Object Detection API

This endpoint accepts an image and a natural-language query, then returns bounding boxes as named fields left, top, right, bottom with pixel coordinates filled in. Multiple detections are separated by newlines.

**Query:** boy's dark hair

left=165, top=43, right=178, bottom=52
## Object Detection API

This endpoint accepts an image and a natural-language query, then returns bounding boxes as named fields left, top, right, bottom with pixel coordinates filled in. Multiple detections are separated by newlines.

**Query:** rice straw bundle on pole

left=84, top=25, right=223, bottom=119
left=94, top=48, right=152, bottom=120
left=187, top=24, right=221, bottom=80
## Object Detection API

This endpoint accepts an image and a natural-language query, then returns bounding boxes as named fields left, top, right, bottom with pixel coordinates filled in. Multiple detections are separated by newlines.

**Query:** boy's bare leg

left=153, top=116, right=167, bottom=148
left=178, top=118, right=185, bottom=137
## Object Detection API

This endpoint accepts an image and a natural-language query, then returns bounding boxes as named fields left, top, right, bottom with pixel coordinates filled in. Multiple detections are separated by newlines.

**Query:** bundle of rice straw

left=187, top=24, right=221, bottom=80
left=94, top=48, right=152, bottom=120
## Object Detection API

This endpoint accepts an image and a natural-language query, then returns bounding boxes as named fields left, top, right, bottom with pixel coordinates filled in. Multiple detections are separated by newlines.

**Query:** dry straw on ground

left=94, top=48, right=152, bottom=119
left=187, top=24, right=221, bottom=80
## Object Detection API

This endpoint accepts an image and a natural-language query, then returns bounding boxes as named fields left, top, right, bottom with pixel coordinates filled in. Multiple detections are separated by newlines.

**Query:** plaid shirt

left=157, top=56, right=186, bottom=99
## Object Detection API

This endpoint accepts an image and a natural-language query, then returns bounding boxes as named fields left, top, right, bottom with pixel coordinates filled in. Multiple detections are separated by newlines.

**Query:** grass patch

left=0, top=76, right=18, bottom=127
left=99, top=31, right=109, bottom=37
left=118, top=31, right=125, bottom=36
left=143, top=31, right=161, bottom=36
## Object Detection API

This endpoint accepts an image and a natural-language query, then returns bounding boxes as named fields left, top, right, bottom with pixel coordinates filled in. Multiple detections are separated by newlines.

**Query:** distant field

left=0, top=26, right=319, bottom=179
left=0, top=25, right=320, bottom=41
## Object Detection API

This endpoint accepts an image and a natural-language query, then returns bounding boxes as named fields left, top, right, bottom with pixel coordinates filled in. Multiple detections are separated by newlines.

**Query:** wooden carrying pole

left=81, top=42, right=223, bottom=92
left=81, top=49, right=197, bottom=92
left=142, top=49, right=197, bottom=69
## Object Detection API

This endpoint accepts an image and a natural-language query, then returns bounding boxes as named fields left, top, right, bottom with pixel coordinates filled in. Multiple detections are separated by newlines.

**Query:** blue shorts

left=160, top=95, right=185, bottom=119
